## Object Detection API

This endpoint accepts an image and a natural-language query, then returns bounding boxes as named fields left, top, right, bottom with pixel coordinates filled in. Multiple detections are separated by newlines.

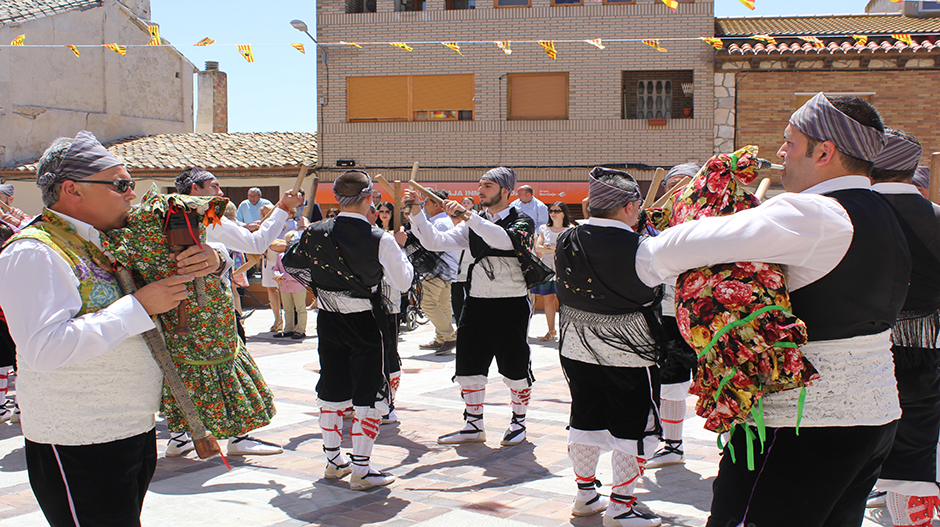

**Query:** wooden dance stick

left=649, top=176, right=691, bottom=209
left=374, top=174, right=395, bottom=197
left=642, top=168, right=666, bottom=209
left=303, top=175, right=319, bottom=221
left=408, top=179, right=473, bottom=221
left=929, top=152, right=940, bottom=205
left=113, top=268, right=224, bottom=461
left=754, top=177, right=772, bottom=202
left=393, top=180, right=402, bottom=230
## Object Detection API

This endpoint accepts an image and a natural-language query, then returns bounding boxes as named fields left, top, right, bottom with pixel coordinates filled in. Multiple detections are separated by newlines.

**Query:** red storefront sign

left=312, top=181, right=590, bottom=206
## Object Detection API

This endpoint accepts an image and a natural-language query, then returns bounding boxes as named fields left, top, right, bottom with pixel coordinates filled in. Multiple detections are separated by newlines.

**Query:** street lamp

left=291, top=18, right=329, bottom=195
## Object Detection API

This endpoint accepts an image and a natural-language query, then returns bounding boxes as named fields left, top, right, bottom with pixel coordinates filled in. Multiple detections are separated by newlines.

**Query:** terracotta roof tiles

left=717, top=13, right=940, bottom=37
left=0, top=0, right=100, bottom=26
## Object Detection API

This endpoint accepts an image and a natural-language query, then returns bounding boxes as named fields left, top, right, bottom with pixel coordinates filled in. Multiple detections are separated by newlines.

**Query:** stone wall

left=713, top=72, right=735, bottom=154
left=0, top=2, right=194, bottom=167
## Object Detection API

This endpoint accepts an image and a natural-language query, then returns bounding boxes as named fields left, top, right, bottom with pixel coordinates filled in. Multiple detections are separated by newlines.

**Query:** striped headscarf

left=589, top=167, right=641, bottom=210
left=913, top=166, right=930, bottom=190
left=175, top=167, right=217, bottom=195
left=873, top=131, right=922, bottom=172
left=333, top=170, right=374, bottom=206
left=481, top=167, right=517, bottom=192
left=789, top=92, right=885, bottom=162
left=37, top=131, right=123, bottom=199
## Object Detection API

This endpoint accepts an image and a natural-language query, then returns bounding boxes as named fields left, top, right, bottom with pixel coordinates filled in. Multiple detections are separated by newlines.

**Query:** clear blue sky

left=152, top=0, right=869, bottom=133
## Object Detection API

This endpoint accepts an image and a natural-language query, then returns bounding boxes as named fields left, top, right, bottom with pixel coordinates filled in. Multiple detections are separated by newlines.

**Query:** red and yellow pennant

left=194, top=37, right=215, bottom=46
left=340, top=41, right=363, bottom=48
left=892, top=33, right=913, bottom=45
left=850, top=34, right=869, bottom=46
left=751, top=34, right=777, bottom=45
left=237, top=44, right=255, bottom=62
left=585, top=39, right=605, bottom=50
left=391, top=42, right=413, bottom=51
left=442, top=42, right=463, bottom=55
left=291, top=43, right=305, bottom=54
left=642, top=39, right=667, bottom=52
left=661, top=0, right=678, bottom=11
left=798, top=36, right=824, bottom=49
left=539, top=40, right=557, bottom=60
left=740, top=0, right=755, bottom=9
left=495, top=41, right=512, bottom=55
left=700, top=37, right=723, bottom=49
left=147, top=25, right=161, bottom=46
left=104, top=43, right=127, bottom=55
left=10, top=35, right=24, bottom=46
left=64, top=45, right=80, bottom=57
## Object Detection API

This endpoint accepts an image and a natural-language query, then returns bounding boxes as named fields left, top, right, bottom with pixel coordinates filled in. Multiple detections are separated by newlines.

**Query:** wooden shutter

left=508, top=73, right=568, bottom=120
left=346, top=76, right=410, bottom=121
left=412, top=74, right=475, bottom=111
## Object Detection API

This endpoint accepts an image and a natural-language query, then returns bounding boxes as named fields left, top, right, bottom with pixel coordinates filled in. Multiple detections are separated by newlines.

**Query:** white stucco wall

left=0, top=1, right=194, bottom=168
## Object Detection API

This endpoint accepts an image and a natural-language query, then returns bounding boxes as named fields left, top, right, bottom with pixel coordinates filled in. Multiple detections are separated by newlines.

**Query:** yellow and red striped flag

left=10, top=35, right=24, bottom=46
left=291, top=43, right=305, bottom=54
left=147, top=25, right=161, bottom=46
left=642, top=39, right=667, bottom=52
left=889, top=0, right=904, bottom=3
left=700, top=37, right=723, bottom=49
left=892, top=33, right=913, bottom=45
left=850, top=34, right=869, bottom=46
left=539, top=41, right=557, bottom=60
left=64, top=45, right=80, bottom=57
left=495, top=41, right=512, bottom=55
left=585, top=39, right=605, bottom=50
left=194, top=37, right=215, bottom=47
left=237, top=44, right=255, bottom=62
left=104, top=43, right=126, bottom=55
left=340, top=41, right=363, bottom=48
left=740, top=0, right=755, bottom=9
left=661, top=0, right=678, bottom=10
left=798, top=36, right=824, bottom=49
left=751, top=34, right=777, bottom=45
left=442, top=42, right=463, bottom=55
left=391, top=42, right=413, bottom=51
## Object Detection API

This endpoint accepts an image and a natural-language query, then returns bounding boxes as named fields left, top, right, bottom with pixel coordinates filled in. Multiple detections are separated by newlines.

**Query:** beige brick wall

left=736, top=70, right=940, bottom=167
left=315, top=0, right=716, bottom=180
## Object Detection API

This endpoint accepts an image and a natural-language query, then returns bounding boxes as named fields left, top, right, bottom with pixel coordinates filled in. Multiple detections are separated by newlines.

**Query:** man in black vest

left=283, top=170, right=413, bottom=491
left=636, top=93, right=910, bottom=526
left=868, top=129, right=940, bottom=525
left=403, top=167, right=536, bottom=447
left=555, top=167, right=666, bottom=527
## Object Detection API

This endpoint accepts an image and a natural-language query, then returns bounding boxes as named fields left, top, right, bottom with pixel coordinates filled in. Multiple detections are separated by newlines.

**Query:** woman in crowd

left=532, top=201, right=571, bottom=341
left=376, top=201, right=395, bottom=231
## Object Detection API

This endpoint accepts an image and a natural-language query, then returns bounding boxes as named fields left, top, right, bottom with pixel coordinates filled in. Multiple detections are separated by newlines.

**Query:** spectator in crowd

left=326, top=208, right=340, bottom=219
left=273, top=232, right=307, bottom=340
left=532, top=201, right=572, bottom=341
left=0, top=182, right=31, bottom=230
left=236, top=187, right=273, bottom=225
left=511, top=185, right=549, bottom=228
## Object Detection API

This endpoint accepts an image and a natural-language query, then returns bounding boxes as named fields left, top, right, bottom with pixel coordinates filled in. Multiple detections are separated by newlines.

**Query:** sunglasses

left=67, top=178, right=136, bottom=193
left=549, top=209, right=563, bottom=213
left=378, top=209, right=392, bottom=214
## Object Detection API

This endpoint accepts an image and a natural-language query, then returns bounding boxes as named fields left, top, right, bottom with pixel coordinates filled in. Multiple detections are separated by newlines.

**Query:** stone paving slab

left=0, top=308, right=921, bottom=526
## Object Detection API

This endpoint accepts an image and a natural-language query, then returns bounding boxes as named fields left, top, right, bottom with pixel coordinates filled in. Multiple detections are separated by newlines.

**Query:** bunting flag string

left=442, top=42, right=463, bottom=55
left=700, top=37, right=723, bottom=49
left=64, top=45, right=80, bottom=57
left=495, top=41, right=512, bottom=55
left=104, top=43, right=127, bottom=55
left=740, top=0, right=755, bottom=9
left=194, top=37, right=215, bottom=46
left=291, top=43, right=305, bottom=53
left=585, top=39, right=605, bottom=50
left=539, top=40, right=557, bottom=60
left=147, top=26, right=161, bottom=46
left=798, top=36, right=824, bottom=48
left=751, top=34, right=777, bottom=44
left=661, top=0, right=678, bottom=11
left=850, top=34, right=869, bottom=45
left=340, top=41, right=363, bottom=48
left=237, top=44, right=255, bottom=62
left=10, top=35, right=25, bottom=46
left=892, top=33, right=913, bottom=45
left=391, top=42, right=413, bottom=51
left=642, top=39, right=667, bottom=52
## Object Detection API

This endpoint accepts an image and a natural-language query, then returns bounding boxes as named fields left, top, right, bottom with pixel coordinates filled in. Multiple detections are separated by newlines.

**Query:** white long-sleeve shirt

left=207, top=207, right=288, bottom=254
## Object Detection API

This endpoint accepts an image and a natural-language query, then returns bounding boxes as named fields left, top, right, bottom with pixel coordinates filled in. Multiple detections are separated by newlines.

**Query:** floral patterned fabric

left=647, top=146, right=818, bottom=434
left=102, top=184, right=276, bottom=437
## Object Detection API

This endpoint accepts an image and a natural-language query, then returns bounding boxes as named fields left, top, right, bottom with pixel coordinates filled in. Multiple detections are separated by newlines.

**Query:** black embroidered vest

left=469, top=208, right=520, bottom=260
left=880, top=193, right=940, bottom=313
left=788, top=189, right=911, bottom=341
left=308, top=216, right=384, bottom=297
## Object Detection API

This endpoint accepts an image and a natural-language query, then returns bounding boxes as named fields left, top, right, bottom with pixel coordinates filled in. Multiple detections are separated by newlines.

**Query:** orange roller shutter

left=509, top=72, right=568, bottom=120
left=347, top=76, right=410, bottom=121
left=412, top=74, right=475, bottom=111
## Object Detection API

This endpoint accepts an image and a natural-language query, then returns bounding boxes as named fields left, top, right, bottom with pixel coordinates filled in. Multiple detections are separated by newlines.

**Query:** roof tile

left=0, top=0, right=100, bottom=26
left=717, top=13, right=940, bottom=36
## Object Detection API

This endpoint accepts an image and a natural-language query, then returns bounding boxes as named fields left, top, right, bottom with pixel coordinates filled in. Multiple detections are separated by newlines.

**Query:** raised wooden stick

left=374, top=174, right=394, bottom=196
left=650, top=176, right=691, bottom=209
left=408, top=179, right=473, bottom=221
left=754, top=177, right=772, bottom=202
left=930, top=152, right=940, bottom=205
left=393, top=181, right=402, bottom=230
left=642, top=168, right=666, bottom=209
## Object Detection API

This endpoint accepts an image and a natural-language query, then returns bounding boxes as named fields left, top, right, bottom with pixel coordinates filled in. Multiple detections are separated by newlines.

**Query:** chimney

left=196, top=61, right=228, bottom=133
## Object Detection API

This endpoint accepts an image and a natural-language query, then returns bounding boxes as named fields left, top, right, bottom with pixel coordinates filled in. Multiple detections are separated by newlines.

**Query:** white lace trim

left=757, top=330, right=900, bottom=428
left=468, top=256, right=528, bottom=298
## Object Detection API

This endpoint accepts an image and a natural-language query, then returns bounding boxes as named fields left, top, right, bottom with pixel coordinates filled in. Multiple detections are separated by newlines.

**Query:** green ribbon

left=714, top=366, right=738, bottom=402
left=698, top=304, right=795, bottom=359
left=796, top=386, right=807, bottom=435
left=743, top=424, right=756, bottom=471
left=751, top=396, right=766, bottom=454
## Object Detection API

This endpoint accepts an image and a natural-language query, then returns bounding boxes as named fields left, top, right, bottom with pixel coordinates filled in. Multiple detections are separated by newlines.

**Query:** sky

left=152, top=0, right=871, bottom=133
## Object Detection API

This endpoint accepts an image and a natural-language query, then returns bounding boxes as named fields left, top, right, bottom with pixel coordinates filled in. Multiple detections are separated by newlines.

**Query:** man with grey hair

left=0, top=131, right=219, bottom=526
left=0, top=181, right=31, bottom=230
left=236, top=186, right=273, bottom=225
left=511, top=184, right=549, bottom=229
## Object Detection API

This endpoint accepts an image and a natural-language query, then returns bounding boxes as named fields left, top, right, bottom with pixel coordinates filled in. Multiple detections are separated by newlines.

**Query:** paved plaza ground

left=0, top=308, right=912, bottom=526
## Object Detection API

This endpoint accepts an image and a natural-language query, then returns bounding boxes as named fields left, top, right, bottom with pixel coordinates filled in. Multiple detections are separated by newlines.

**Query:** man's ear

left=815, top=140, right=839, bottom=167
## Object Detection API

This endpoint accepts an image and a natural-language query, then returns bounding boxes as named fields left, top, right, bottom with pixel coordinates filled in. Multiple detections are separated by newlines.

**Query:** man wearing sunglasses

left=0, top=130, right=219, bottom=527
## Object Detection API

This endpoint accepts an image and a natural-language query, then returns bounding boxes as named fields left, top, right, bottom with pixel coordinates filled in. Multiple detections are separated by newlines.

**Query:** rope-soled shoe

left=645, top=440, right=684, bottom=469
left=323, top=446, right=352, bottom=479
left=438, top=411, right=485, bottom=444
left=500, top=412, right=526, bottom=446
